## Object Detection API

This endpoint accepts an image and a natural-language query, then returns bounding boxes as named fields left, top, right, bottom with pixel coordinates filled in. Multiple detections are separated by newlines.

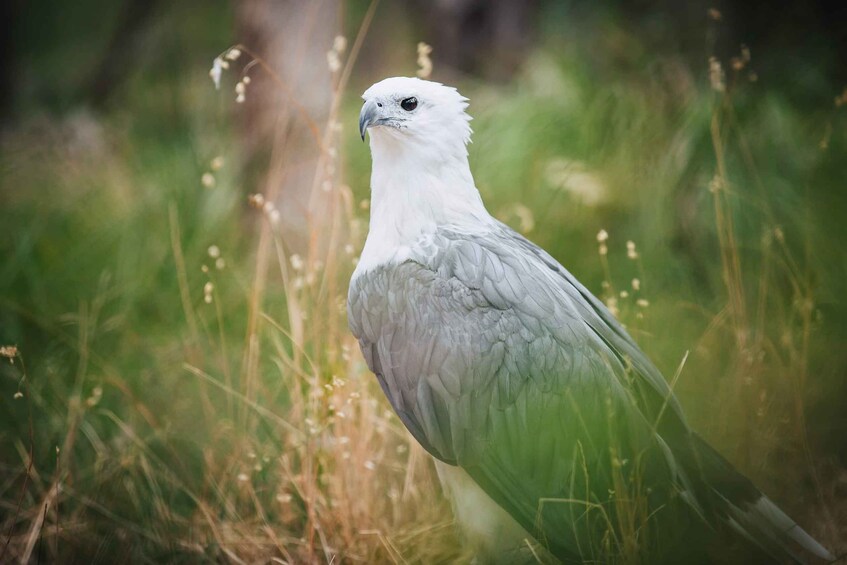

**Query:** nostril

left=377, top=102, right=383, bottom=108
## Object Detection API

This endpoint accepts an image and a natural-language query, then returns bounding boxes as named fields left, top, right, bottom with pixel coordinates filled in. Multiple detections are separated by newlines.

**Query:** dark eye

left=400, top=97, right=418, bottom=111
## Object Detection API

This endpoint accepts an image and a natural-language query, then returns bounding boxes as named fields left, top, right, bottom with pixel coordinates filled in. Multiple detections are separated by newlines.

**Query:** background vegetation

left=1, top=1, right=845, bottom=562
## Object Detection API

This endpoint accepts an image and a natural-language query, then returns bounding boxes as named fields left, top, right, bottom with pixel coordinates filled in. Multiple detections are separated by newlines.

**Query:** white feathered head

left=359, top=77, right=473, bottom=150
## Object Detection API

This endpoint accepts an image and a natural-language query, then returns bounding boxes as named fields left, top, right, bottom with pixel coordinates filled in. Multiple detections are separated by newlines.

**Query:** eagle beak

left=359, top=99, right=379, bottom=141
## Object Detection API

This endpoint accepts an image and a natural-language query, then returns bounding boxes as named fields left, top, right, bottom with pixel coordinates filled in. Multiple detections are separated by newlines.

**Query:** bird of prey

left=347, top=77, right=833, bottom=564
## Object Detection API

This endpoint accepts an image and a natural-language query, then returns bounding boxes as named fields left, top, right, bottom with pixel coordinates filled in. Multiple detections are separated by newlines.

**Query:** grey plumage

left=348, top=222, right=832, bottom=563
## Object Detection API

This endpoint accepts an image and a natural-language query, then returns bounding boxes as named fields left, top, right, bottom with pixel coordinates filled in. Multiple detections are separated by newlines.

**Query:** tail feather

left=719, top=491, right=833, bottom=563
left=751, top=496, right=833, bottom=561
left=691, top=434, right=833, bottom=563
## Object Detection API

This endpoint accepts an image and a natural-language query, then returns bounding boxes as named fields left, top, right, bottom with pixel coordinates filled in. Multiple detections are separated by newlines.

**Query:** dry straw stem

left=0, top=350, right=34, bottom=563
left=216, top=44, right=324, bottom=149
left=704, top=48, right=838, bottom=546
left=240, top=0, right=379, bottom=417
left=709, top=96, right=748, bottom=348
left=201, top=1, right=457, bottom=561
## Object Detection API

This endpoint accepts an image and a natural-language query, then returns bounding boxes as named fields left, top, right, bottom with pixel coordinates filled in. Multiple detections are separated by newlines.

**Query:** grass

left=1, top=4, right=846, bottom=563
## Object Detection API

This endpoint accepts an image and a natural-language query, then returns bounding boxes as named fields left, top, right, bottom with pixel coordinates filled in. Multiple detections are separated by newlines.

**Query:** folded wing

left=347, top=224, right=831, bottom=562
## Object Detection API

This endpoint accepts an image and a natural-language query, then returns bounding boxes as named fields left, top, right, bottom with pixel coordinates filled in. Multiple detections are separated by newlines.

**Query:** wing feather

left=349, top=228, right=684, bottom=557
left=348, top=224, right=829, bottom=562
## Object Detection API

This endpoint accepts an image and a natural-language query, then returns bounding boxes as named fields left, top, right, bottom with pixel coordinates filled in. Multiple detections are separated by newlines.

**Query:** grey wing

left=349, top=262, right=509, bottom=465
left=348, top=225, right=832, bottom=563
left=504, top=226, right=691, bottom=437
left=347, top=233, right=688, bottom=558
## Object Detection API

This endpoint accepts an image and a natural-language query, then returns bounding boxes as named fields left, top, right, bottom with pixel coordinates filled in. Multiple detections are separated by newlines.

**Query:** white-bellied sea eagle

left=347, top=76, right=833, bottom=564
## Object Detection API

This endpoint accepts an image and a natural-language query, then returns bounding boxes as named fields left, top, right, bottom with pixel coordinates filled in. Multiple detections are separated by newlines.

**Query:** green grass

left=2, top=6, right=846, bottom=563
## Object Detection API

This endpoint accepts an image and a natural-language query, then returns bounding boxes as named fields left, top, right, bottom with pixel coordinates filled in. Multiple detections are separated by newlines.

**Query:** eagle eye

left=400, top=97, right=418, bottom=111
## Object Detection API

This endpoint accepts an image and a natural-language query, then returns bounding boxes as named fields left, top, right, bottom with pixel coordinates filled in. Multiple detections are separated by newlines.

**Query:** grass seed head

left=416, top=42, right=433, bottom=78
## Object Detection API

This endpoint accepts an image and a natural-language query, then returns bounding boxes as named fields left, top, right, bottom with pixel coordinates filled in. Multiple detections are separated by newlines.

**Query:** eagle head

left=359, top=77, right=472, bottom=149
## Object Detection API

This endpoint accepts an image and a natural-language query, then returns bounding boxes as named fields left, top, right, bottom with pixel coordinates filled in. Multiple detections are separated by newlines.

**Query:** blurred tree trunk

left=85, top=0, right=163, bottom=109
left=407, top=0, right=538, bottom=80
left=0, top=0, right=17, bottom=123
left=235, top=0, right=340, bottom=252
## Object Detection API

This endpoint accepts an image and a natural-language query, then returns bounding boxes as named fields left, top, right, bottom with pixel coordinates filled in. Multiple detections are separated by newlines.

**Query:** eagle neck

left=355, top=134, right=493, bottom=275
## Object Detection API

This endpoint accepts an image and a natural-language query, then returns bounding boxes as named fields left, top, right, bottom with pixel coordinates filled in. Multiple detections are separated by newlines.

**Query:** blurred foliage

left=1, top=0, right=846, bottom=562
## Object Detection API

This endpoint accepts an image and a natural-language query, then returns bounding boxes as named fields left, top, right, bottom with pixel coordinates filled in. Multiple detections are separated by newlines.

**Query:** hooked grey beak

left=359, top=99, right=380, bottom=141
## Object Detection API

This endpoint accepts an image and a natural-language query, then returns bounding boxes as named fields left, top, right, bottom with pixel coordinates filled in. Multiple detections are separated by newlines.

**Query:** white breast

left=434, top=460, right=552, bottom=563
left=354, top=123, right=495, bottom=280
